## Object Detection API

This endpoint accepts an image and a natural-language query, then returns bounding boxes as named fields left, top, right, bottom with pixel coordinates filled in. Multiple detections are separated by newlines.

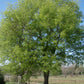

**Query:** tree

left=61, top=64, right=76, bottom=77
left=66, top=25, right=84, bottom=67
left=0, top=0, right=83, bottom=84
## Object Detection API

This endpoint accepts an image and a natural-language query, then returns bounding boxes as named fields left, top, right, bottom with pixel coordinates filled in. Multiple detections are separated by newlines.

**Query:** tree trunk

left=20, top=76, right=25, bottom=84
left=44, top=71, right=49, bottom=84
left=26, top=78, right=30, bottom=84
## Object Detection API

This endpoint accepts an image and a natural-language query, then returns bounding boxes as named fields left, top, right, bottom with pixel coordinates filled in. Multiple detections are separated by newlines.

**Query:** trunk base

left=44, top=71, right=49, bottom=84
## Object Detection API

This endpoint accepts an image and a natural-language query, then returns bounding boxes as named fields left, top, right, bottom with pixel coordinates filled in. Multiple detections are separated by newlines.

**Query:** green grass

left=6, top=82, right=18, bottom=84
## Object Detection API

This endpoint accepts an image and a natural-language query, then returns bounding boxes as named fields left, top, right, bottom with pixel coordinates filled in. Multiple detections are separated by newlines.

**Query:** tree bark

left=20, top=76, right=25, bottom=84
left=44, top=71, right=49, bottom=84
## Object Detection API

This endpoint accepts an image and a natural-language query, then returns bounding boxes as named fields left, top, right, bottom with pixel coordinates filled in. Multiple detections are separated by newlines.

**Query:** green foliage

left=0, top=0, right=83, bottom=82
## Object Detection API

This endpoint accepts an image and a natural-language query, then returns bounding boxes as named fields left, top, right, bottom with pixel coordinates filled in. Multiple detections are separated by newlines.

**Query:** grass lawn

left=5, top=75, right=84, bottom=84
left=6, top=82, right=18, bottom=84
left=30, top=75, right=84, bottom=84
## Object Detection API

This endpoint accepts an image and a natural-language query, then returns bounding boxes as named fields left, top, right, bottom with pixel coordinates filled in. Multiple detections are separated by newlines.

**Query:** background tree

left=75, top=65, right=84, bottom=75
left=0, top=0, right=83, bottom=84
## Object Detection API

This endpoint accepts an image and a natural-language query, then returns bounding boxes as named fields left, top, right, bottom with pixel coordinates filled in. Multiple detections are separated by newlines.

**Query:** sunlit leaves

left=0, top=0, right=83, bottom=81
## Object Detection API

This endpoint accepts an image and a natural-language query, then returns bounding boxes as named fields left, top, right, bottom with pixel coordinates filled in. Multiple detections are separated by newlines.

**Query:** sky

left=0, top=0, right=84, bottom=24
